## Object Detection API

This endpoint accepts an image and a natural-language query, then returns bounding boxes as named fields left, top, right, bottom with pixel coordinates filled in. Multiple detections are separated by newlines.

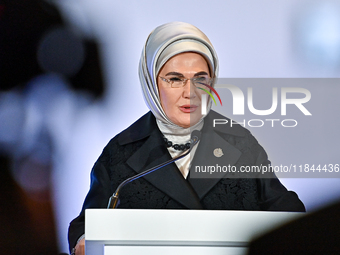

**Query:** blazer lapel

left=126, top=128, right=203, bottom=209
left=188, top=117, right=242, bottom=200
left=119, top=110, right=245, bottom=207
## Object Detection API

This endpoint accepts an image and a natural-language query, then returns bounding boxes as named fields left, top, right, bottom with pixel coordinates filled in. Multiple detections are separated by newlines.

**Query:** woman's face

left=157, top=52, right=210, bottom=128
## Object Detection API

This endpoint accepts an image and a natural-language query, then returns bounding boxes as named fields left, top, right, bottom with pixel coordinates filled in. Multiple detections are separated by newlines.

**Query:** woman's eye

left=169, top=77, right=183, bottom=82
left=194, top=77, right=208, bottom=83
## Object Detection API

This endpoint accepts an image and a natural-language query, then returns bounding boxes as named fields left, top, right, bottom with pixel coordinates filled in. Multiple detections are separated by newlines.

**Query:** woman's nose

left=182, top=80, right=196, bottom=98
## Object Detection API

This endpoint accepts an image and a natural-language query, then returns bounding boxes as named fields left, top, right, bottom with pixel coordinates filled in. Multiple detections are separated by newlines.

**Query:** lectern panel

left=85, top=209, right=303, bottom=255
left=104, top=245, right=245, bottom=255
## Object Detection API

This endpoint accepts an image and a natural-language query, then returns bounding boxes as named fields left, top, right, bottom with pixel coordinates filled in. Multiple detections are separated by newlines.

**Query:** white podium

left=85, top=209, right=303, bottom=255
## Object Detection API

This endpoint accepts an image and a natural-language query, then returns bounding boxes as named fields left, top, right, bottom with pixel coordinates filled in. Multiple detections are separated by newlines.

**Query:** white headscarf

left=138, top=21, right=219, bottom=130
left=138, top=22, right=219, bottom=178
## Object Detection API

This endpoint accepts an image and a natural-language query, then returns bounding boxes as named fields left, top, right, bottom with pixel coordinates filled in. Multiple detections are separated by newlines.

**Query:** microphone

left=107, top=130, right=201, bottom=208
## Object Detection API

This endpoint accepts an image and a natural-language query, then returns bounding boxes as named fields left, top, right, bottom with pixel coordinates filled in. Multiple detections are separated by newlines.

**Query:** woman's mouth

left=179, top=105, right=198, bottom=113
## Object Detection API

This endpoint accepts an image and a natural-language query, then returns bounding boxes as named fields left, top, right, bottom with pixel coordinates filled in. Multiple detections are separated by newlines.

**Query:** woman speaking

left=68, top=22, right=305, bottom=255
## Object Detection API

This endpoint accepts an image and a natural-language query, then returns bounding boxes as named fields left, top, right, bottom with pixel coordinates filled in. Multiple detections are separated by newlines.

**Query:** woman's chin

left=173, top=113, right=202, bottom=128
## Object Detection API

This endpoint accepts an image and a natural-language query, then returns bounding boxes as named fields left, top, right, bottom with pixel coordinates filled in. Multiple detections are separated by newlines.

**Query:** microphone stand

left=107, top=132, right=200, bottom=209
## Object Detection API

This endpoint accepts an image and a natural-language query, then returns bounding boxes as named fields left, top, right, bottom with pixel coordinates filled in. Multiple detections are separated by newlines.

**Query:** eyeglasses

left=159, top=76, right=213, bottom=89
